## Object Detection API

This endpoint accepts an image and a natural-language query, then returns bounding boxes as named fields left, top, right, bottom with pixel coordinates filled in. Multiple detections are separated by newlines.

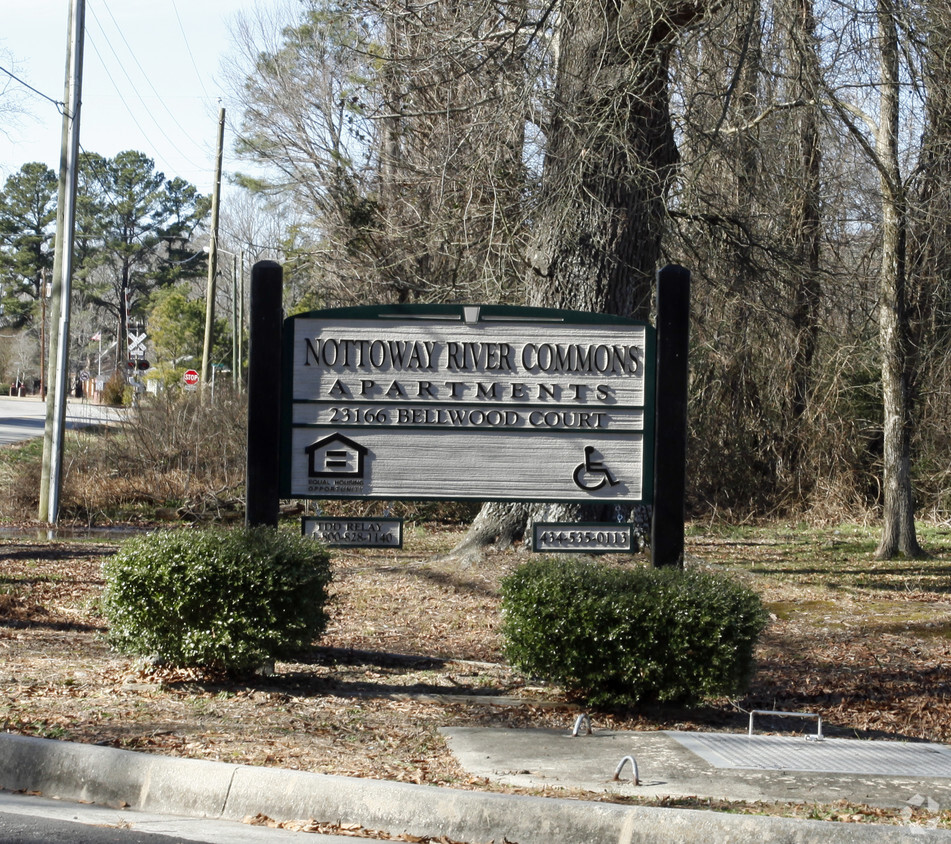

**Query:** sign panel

left=128, top=331, right=147, bottom=358
left=280, top=304, right=655, bottom=504
left=533, top=522, right=635, bottom=554
left=302, top=517, right=403, bottom=548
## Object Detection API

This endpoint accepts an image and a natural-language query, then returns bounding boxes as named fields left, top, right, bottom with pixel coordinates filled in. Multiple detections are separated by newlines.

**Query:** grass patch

left=696, top=522, right=951, bottom=587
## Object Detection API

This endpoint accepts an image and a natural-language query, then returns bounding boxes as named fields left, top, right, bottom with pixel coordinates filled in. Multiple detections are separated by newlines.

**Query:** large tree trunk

left=874, top=0, right=924, bottom=559
left=446, top=0, right=708, bottom=562
left=525, top=0, right=703, bottom=318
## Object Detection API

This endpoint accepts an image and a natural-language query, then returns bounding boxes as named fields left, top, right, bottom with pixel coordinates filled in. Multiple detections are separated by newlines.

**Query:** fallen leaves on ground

left=244, top=813, right=470, bottom=842
left=2, top=525, right=951, bottom=832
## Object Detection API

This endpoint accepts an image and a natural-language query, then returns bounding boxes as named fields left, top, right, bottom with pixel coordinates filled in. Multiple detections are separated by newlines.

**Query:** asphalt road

left=0, top=396, right=124, bottom=446
left=0, top=811, right=187, bottom=844
left=0, top=792, right=354, bottom=844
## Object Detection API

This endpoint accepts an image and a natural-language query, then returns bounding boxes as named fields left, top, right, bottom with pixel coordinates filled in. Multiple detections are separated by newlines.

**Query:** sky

left=0, top=0, right=261, bottom=191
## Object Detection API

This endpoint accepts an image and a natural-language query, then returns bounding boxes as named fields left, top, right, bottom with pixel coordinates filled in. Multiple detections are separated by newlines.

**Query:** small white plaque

left=302, top=517, right=403, bottom=548
left=533, top=522, right=634, bottom=553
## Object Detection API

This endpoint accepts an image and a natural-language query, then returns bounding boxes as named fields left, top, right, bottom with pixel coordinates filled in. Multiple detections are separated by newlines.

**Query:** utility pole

left=200, top=105, right=225, bottom=387
left=39, top=18, right=72, bottom=522
left=39, top=269, right=47, bottom=400
left=39, top=0, right=84, bottom=524
left=230, top=251, right=238, bottom=388
left=238, top=249, right=245, bottom=392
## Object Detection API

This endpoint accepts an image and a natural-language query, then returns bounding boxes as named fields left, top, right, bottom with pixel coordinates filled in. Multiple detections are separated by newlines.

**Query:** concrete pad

left=441, top=726, right=951, bottom=811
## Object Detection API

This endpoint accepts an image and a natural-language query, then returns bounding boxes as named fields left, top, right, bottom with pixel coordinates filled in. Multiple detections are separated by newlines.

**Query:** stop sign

left=183, top=369, right=200, bottom=387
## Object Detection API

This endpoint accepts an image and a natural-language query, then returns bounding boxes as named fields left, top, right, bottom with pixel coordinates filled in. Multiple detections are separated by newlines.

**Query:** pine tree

left=0, top=162, right=57, bottom=327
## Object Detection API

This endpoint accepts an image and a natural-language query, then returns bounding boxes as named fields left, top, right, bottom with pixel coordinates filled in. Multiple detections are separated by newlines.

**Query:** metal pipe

left=613, top=755, right=639, bottom=785
left=571, top=714, right=592, bottom=736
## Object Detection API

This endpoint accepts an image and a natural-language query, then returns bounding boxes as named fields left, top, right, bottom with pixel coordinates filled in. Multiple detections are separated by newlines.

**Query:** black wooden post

left=245, top=260, right=283, bottom=528
left=651, top=264, right=690, bottom=567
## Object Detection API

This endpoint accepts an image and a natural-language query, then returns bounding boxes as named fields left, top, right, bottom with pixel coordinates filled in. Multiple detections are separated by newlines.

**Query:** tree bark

left=446, top=0, right=707, bottom=561
left=525, top=0, right=704, bottom=318
left=874, top=0, right=925, bottom=559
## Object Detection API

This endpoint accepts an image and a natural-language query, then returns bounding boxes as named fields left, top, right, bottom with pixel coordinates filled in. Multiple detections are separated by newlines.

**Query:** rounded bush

left=500, top=557, right=768, bottom=707
left=102, top=527, right=332, bottom=672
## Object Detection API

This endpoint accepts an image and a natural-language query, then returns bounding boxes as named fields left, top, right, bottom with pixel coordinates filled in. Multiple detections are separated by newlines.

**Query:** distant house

left=304, top=433, right=368, bottom=479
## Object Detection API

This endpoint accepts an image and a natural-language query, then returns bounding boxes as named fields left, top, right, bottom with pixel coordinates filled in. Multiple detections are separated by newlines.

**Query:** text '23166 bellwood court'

left=280, top=304, right=655, bottom=505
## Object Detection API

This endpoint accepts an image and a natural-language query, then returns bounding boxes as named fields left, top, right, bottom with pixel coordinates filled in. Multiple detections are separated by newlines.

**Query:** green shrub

left=500, top=557, right=768, bottom=707
left=102, top=372, right=128, bottom=407
left=102, top=527, right=332, bottom=672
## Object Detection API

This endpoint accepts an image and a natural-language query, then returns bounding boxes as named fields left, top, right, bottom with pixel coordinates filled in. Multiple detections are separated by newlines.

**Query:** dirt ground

left=2, top=522, right=951, bottom=829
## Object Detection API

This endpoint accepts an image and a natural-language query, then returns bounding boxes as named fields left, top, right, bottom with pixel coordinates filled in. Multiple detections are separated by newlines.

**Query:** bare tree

left=872, top=0, right=923, bottom=557
left=447, top=0, right=714, bottom=562
left=224, top=1, right=378, bottom=304
left=822, top=0, right=924, bottom=557
left=0, top=49, right=30, bottom=159
left=226, top=0, right=535, bottom=307
left=372, top=0, right=536, bottom=303
left=786, top=0, right=823, bottom=469
left=908, top=0, right=951, bottom=521
left=525, top=0, right=710, bottom=317
left=668, top=0, right=828, bottom=514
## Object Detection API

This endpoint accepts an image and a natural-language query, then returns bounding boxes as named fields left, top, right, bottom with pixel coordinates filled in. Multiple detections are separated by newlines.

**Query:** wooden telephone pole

left=39, top=0, right=84, bottom=524
left=200, top=105, right=226, bottom=387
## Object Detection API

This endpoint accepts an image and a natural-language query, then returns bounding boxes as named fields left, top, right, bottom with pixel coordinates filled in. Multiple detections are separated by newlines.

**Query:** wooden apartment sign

left=280, top=304, right=655, bottom=504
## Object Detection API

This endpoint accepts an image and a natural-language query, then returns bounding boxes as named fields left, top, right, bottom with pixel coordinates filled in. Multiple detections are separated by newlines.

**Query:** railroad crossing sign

left=128, top=330, right=147, bottom=359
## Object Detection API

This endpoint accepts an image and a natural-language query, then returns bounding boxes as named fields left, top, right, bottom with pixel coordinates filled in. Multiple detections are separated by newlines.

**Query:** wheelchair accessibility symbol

left=573, top=445, right=621, bottom=491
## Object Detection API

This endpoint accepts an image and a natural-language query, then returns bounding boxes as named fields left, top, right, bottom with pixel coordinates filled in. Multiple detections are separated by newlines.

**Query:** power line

left=0, top=65, right=66, bottom=114
left=96, top=0, right=208, bottom=164
left=85, top=1, right=207, bottom=176
left=170, top=0, right=212, bottom=102
left=82, top=32, right=157, bottom=157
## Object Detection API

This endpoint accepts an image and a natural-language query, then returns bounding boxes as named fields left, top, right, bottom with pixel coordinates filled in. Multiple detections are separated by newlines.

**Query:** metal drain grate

left=667, top=731, right=951, bottom=777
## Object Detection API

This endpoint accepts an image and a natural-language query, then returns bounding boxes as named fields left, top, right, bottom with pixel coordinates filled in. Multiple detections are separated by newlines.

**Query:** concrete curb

left=1, top=733, right=949, bottom=843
